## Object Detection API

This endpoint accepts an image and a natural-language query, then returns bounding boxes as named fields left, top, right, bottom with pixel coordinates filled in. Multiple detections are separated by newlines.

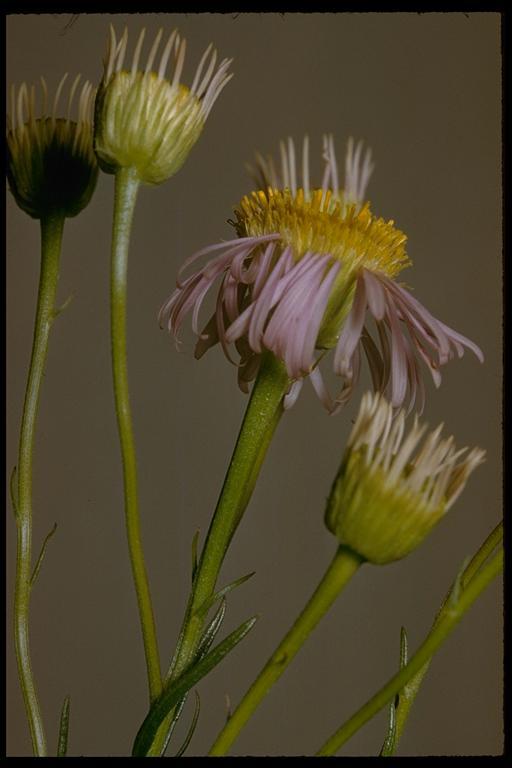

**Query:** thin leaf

left=380, top=627, right=408, bottom=757
left=157, top=596, right=224, bottom=757
left=157, top=594, right=240, bottom=753
left=9, top=465, right=18, bottom=516
left=132, top=615, right=258, bottom=756
left=191, top=530, right=200, bottom=583
left=158, top=696, right=187, bottom=757
left=399, top=626, right=408, bottom=670
left=194, top=571, right=256, bottom=620
left=30, top=523, right=57, bottom=588
left=174, top=691, right=201, bottom=757
left=57, top=695, right=70, bottom=756
left=379, top=697, right=397, bottom=756
left=196, top=598, right=227, bottom=661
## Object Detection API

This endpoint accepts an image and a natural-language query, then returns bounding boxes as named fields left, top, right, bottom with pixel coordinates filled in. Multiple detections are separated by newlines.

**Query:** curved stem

left=209, top=545, right=363, bottom=756
left=14, top=214, right=65, bottom=756
left=316, top=546, right=503, bottom=756
left=111, top=166, right=161, bottom=702
left=146, top=352, right=289, bottom=755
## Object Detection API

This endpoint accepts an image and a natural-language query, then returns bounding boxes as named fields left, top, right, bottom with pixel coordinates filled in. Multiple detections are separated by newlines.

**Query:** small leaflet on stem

left=379, top=626, right=408, bottom=757
left=196, top=598, right=227, bottom=661
left=52, top=292, right=75, bottom=321
left=30, top=523, right=58, bottom=588
left=57, top=695, right=70, bottom=757
left=174, top=691, right=201, bottom=757
left=159, top=697, right=186, bottom=757
left=194, top=571, right=256, bottom=619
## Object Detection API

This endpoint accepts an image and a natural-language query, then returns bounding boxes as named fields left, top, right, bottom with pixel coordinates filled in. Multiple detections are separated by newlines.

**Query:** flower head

left=159, top=135, right=483, bottom=412
left=94, top=26, right=233, bottom=185
left=325, top=392, right=485, bottom=564
left=6, top=74, right=98, bottom=219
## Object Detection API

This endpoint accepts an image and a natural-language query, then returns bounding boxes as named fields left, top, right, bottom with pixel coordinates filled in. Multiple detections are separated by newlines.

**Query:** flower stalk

left=170, top=353, right=289, bottom=677
left=13, top=213, right=65, bottom=756
left=111, top=165, right=162, bottom=702
left=209, top=545, right=363, bottom=756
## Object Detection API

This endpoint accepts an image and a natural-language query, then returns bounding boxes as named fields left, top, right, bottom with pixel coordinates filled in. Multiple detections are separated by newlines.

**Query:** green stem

left=209, top=545, right=363, bottom=756
left=317, top=546, right=503, bottom=756
left=111, top=166, right=161, bottom=703
left=170, top=352, right=289, bottom=680
left=14, top=214, right=65, bottom=756
left=389, top=520, right=504, bottom=754
left=146, top=352, right=289, bottom=755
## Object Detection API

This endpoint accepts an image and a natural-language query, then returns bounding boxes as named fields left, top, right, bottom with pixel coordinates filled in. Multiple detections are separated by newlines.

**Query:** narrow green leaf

left=132, top=615, right=258, bottom=756
left=191, top=530, right=200, bottom=583
left=158, top=696, right=186, bottom=757
left=399, top=627, right=408, bottom=670
left=9, top=465, right=18, bottom=516
left=174, top=691, right=201, bottom=757
left=380, top=626, right=408, bottom=757
left=30, top=522, right=58, bottom=588
left=194, top=571, right=256, bottom=620
left=57, top=695, right=70, bottom=756
left=196, top=598, right=227, bottom=661
left=379, top=697, right=396, bottom=756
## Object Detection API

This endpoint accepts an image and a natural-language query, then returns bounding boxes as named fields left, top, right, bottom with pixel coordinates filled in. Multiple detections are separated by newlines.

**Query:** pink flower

left=159, top=135, right=483, bottom=413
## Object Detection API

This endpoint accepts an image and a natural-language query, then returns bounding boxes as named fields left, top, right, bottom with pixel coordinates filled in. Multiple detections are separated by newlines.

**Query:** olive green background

left=6, top=12, right=502, bottom=757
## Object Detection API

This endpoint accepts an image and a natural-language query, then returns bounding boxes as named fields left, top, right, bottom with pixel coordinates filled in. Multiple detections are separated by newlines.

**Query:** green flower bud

left=325, top=392, right=485, bottom=564
left=6, top=74, right=98, bottom=219
left=94, top=26, right=233, bottom=185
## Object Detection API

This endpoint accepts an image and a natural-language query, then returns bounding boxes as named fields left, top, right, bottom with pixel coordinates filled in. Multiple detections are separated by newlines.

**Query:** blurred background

left=6, top=12, right=502, bottom=757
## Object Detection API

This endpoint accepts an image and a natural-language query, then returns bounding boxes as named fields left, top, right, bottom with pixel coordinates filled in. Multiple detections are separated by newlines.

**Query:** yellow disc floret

left=233, top=187, right=410, bottom=279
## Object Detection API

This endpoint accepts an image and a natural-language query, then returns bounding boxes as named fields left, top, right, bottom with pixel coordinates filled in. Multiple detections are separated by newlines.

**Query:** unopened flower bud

left=6, top=74, right=98, bottom=219
left=94, top=26, right=233, bottom=185
left=325, top=392, right=485, bottom=564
